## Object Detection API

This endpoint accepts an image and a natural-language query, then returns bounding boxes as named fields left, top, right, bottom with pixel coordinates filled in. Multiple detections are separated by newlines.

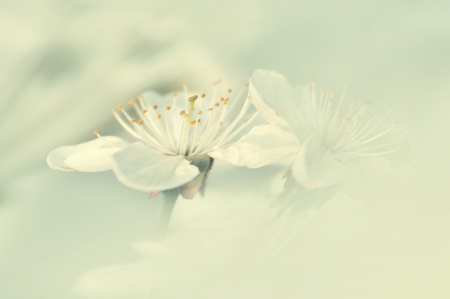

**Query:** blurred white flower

left=47, top=82, right=298, bottom=199
left=249, top=70, right=411, bottom=210
left=74, top=190, right=304, bottom=299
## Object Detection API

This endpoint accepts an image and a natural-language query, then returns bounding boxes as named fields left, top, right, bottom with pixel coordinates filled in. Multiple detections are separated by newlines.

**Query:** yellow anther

left=131, top=118, right=136, bottom=123
left=224, top=99, right=229, bottom=105
left=190, top=120, right=197, bottom=125
left=166, top=106, right=171, bottom=111
left=157, top=114, right=162, bottom=119
left=198, top=119, right=201, bottom=123
left=117, top=104, right=123, bottom=110
left=137, top=94, right=143, bottom=100
left=180, top=110, right=186, bottom=115
left=228, top=89, right=232, bottom=93
left=129, top=99, right=137, bottom=104
left=220, top=97, right=224, bottom=102
left=142, top=109, right=147, bottom=114
left=153, top=105, right=158, bottom=109
left=138, top=120, right=144, bottom=125
left=321, top=87, right=326, bottom=92
left=93, top=130, right=100, bottom=135
left=208, top=108, right=213, bottom=111
left=201, top=93, right=206, bottom=98
left=173, top=93, right=177, bottom=97
left=180, top=81, right=185, bottom=86
left=309, top=86, right=313, bottom=91
left=198, top=111, right=202, bottom=115
left=215, top=103, right=220, bottom=107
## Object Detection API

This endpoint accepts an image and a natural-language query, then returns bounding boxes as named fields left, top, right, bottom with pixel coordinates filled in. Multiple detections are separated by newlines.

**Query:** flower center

left=110, top=81, right=259, bottom=157
left=283, top=81, right=404, bottom=157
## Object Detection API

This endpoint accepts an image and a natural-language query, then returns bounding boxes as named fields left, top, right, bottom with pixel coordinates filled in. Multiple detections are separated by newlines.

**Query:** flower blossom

left=47, top=80, right=299, bottom=199
left=249, top=70, right=411, bottom=199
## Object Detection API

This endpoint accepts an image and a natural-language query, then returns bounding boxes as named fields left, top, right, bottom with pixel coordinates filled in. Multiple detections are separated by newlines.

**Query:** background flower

left=250, top=69, right=412, bottom=200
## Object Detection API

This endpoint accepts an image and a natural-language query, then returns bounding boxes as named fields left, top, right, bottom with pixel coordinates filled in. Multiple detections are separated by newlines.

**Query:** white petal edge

left=291, top=135, right=346, bottom=189
left=112, top=142, right=199, bottom=192
left=249, top=69, right=294, bottom=127
left=47, top=136, right=129, bottom=172
left=208, top=124, right=300, bottom=168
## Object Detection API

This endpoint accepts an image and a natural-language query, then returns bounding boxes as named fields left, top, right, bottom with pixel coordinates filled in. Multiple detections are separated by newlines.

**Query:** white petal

left=112, top=142, right=199, bottom=192
left=249, top=69, right=294, bottom=126
left=47, top=136, right=129, bottom=172
left=208, top=124, right=300, bottom=168
left=291, top=135, right=346, bottom=189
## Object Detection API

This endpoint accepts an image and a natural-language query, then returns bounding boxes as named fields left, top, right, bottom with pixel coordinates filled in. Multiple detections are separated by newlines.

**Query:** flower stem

left=155, top=188, right=179, bottom=240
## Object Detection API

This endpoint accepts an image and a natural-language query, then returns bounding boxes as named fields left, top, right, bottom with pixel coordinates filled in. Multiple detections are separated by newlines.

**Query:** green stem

left=156, top=188, right=180, bottom=240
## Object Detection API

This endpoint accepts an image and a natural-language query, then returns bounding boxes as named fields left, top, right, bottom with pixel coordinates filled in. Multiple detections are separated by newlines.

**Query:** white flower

left=0, top=2, right=231, bottom=182
left=249, top=69, right=411, bottom=192
left=47, top=80, right=299, bottom=198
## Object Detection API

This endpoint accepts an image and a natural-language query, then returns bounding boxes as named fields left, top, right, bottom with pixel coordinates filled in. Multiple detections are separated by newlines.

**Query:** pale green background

left=0, top=0, right=449, bottom=298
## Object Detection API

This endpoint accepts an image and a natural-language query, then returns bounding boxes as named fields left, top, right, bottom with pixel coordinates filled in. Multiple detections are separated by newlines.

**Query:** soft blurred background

left=1, top=0, right=449, bottom=298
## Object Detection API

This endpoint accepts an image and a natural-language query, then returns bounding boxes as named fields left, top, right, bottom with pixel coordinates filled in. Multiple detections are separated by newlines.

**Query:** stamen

left=112, top=110, right=141, bottom=140
left=171, top=94, right=177, bottom=113
left=164, top=108, right=176, bottom=151
left=110, top=81, right=264, bottom=158
left=187, top=116, right=201, bottom=156
left=93, top=130, right=116, bottom=147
